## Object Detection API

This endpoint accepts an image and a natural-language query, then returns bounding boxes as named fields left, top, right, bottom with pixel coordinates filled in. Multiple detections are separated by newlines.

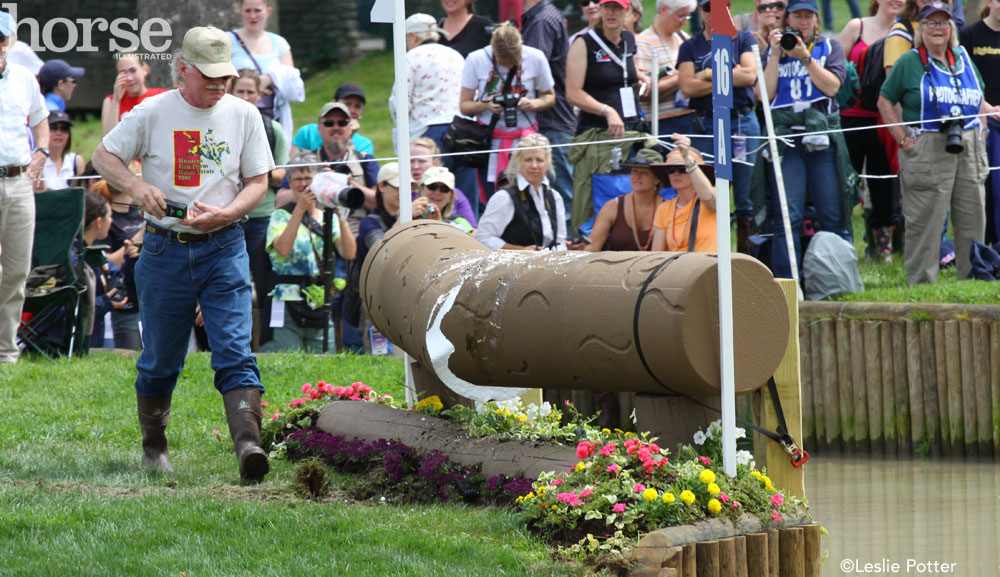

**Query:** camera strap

left=487, top=56, right=520, bottom=131
left=918, top=45, right=960, bottom=130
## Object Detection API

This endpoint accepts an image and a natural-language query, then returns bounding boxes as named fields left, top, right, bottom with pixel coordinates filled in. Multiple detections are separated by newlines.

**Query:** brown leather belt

left=145, top=222, right=239, bottom=243
left=0, top=166, right=25, bottom=178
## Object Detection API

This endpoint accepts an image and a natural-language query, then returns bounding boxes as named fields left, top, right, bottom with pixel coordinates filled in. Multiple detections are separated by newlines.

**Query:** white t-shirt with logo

left=103, top=90, right=275, bottom=233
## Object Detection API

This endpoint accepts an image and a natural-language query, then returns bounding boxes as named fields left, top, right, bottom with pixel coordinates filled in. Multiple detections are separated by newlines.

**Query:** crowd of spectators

left=6, top=0, right=1000, bottom=363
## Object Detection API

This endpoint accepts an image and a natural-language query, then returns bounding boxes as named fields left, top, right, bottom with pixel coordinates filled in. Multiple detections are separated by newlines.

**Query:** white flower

left=736, top=450, right=754, bottom=467
left=693, top=431, right=707, bottom=445
left=735, top=427, right=746, bottom=439
left=537, top=402, right=552, bottom=418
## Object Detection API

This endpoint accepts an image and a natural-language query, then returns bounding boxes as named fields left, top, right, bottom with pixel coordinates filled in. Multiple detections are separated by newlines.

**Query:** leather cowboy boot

left=223, top=387, right=270, bottom=481
left=737, top=218, right=754, bottom=255
left=136, top=393, right=173, bottom=473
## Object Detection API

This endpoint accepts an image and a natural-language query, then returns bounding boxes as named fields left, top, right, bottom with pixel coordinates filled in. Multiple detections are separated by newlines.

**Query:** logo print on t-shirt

left=594, top=48, right=613, bottom=63
left=174, top=130, right=203, bottom=188
left=173, top=129, right=232, bottom=187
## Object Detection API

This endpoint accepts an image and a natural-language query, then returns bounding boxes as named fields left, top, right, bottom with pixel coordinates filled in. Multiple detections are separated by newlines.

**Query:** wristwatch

left=34, top=147, right=50, bottom=157
left=799, top=56, right=812, bottom=67
left=685, top=160, right=699, bottom=174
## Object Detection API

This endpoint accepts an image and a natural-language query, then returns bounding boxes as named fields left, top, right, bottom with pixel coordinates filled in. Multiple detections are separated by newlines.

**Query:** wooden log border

left=798, top=302, right=1000, bottom=459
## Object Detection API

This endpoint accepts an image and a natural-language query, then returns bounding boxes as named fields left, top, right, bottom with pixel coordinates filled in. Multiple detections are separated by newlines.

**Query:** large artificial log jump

left=360, top=221, right=790, bottom=401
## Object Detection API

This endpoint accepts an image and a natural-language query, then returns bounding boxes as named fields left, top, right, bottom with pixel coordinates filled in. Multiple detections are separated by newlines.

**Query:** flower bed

left=259, top=380, right=811, bottom=564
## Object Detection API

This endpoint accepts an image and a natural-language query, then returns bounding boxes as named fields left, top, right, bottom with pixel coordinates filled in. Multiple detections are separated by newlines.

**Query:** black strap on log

left=631, top=254, right=810, bottom=468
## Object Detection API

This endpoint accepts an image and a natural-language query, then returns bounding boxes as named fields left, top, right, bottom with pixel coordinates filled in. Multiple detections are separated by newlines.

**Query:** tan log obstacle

left=629, top=518, right=822, bottom=577
left=799, top=302, right=1000, bottom=458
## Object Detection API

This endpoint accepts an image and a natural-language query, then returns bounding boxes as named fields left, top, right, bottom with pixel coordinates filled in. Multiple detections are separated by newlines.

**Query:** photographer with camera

left=262, top=152, right=356, bottom=353
left=460, top=23, right=555, bottom=200
left=760, top=0, right=853, bottom=281
left=878, top=1, right=989, bottom=285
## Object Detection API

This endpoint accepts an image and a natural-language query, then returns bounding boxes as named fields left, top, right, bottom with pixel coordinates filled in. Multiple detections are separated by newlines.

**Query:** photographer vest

left=917, top=46, right=982, bottom=132
left=772, top=38, right=836, bottom=113
left=500, top=183, right=559, bottom=249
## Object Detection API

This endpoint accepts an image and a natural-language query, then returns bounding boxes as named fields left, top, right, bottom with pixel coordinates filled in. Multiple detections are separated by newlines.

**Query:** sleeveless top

left=577, top=29, right=639, bottom=133
left=843, top=20, right=878, bottom=118
left=606, top=197, right=652, bottom=251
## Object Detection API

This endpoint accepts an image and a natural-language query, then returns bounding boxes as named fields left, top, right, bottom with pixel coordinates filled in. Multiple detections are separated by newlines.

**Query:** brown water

left=806, top=456, right=1000, bottom=577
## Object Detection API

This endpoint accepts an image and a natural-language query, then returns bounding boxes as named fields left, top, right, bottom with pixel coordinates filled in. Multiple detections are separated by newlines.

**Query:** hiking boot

left=136, top=393, right=173, bottom=473
left=223, top=387, right=270, bottom=482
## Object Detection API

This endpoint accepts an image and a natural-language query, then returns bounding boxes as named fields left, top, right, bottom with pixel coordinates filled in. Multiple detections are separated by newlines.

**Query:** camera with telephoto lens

left=493, top=92, right=522, bottom=128
left=780, top=27, right=803, bottom=52
left=312, top=167, right=366, bottom=211
left=940, top=116, right=964, bottom=155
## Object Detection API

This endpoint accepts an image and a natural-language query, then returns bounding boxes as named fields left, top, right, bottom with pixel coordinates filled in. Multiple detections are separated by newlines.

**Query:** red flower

left=576, top=441, right=595, bottom=460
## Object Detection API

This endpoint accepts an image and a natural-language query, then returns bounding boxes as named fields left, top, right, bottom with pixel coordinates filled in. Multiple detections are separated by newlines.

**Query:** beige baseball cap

left=319, top=102, right=351, bottom=120
left=181, top=27, right=238, bottom=79
left=420, top=166, right=455, bottom=190
left=377, top=162, right=415, bottom=188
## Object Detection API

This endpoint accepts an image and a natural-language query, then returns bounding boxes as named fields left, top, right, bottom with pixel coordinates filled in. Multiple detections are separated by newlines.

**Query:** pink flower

left=613, top=503, right=627, bottom=512
left=637, top=448, right=651, bottom=462
left=606, top=464, right=620, bottom=474
left=556, top=492, right=583, bottom=506
left=658, top=457, right=669, bottom=466
left=699, top=456, right=712, bottom=466
left=731, top=502, right=741, bottom=509
left=598, top=443, right=618, bottom=455
left=289, top=398, right=307, bottom=408
left=632, top=483, right=646, bottom=493
left=211, top=429, right=221, bottom=435
left=551, top=478, right=564, bottom=486
left=770, top=494, right=785, bottom=507
left=719, top=492, right=730, bottom=503
left=271, top=410, right=280, bottom=420
left=648, top=443, right=661, bottom=453
left=576, top=441, right=595, bottom=460
left=301, top=383, right=312, bottom=394
left=261, top=401, right=269, bottom=407
left=564, top=400, right=571, bottom=405
left=771, top=509, right=782, bottom=524
left=580, top=488, right=594, bottom=497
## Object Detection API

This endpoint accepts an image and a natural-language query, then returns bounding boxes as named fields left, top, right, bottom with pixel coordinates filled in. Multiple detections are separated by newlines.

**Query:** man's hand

left=130, top=181, right=168, bottom=219
left=27, top=151, right=46, bottom=184
left=181, top=201, right=233, bottom=231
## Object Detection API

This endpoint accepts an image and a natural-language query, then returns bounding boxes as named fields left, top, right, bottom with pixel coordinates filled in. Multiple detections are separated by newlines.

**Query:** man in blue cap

left=0, top=10, right=51, bottom=364
left=38, top=59, right=85, bottom=111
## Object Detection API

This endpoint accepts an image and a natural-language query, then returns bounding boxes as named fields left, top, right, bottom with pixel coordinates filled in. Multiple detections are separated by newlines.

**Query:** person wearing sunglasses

left=417, top=166, right=475, bottom=234
left=734, top=0, right=787, bottom=49
left=651, top=134, right=717, bottom=252
left=570, top=0, right=604, bottom=45
left=38, top=110, right=86, bottom=192
left=38, top=59, right=84, bottom=112
left=836, top=0, right=904, bottom=264
left=585, top=147, right=665, bottom=253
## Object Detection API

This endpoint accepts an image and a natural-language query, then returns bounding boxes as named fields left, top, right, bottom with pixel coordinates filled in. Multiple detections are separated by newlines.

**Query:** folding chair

left=16, top=188, right=96, bottom=359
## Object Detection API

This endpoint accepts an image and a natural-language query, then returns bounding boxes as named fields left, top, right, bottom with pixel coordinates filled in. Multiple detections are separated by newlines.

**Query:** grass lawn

left=0, top=352, right=584, bottom=577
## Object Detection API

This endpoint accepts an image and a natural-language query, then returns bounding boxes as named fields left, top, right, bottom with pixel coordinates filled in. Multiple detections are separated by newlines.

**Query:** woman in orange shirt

left=651, top=134, right=717, bottom=252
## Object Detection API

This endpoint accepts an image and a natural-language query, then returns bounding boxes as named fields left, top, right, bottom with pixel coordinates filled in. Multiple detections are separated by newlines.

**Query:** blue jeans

left=690, top=110, right=760, bottom=219
left=657, top=114, right=694, bottom=139
left=134, top=224, right=262, bottom=398
left=768, top=143, right=850, bottom=279
left=541, top=129, right=575, bottom=228
left=733, top=110, right=761, bottom=220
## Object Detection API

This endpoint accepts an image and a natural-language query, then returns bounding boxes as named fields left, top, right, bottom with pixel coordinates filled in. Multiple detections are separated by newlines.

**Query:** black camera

left=780, top=27, right=803, bottom=52
left=164, top=199, right=188, bottom=219
left=940, top=116, right=964, bottom=154
left=493, top=92, right=521, bottom=128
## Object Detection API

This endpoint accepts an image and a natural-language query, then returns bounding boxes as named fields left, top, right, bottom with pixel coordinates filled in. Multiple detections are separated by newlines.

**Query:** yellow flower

left=613, top=428, right=623, bottom=434
left=624, top=432, right=633, bottom=438
left=575, top=461, right=587, bottom=472
left=601, top=428, right=611, bottom=434
left=763, top=475, right=773, bottom=491
left=699, top=469, right=716, bottom=485
left=552, top=505, right=558, bottom=510
left=707, top=498, right=722, bottom=515
left=707, top=482, right=721, bottom=496
left=518, top=414, right=528, bottom=423
left=415, top=395, right=443, bottom=411
left=662, top=492, right=676, bottom=504
left=537, top=486, right=547, bottom=495
left=642, top=488, right=658, bottom=501
left=680, top=490, right=696, bottom=505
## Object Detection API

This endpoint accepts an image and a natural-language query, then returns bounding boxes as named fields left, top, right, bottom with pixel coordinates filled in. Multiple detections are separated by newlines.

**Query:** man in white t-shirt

left=0, top=12, right=50, bottom=364
left=93, top=27, right=275, bottom=482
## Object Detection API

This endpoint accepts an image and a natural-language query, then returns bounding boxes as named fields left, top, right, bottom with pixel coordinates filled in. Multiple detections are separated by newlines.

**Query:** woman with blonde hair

left=460, top=23, right=556, bottom=199
left=477, top=134, right=569, bottom=251
left=409, top=137, right=479, bottom=225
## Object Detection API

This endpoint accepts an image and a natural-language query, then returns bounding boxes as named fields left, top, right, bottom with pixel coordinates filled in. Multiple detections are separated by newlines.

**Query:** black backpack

left=858, top=20, right=914, bottom=112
